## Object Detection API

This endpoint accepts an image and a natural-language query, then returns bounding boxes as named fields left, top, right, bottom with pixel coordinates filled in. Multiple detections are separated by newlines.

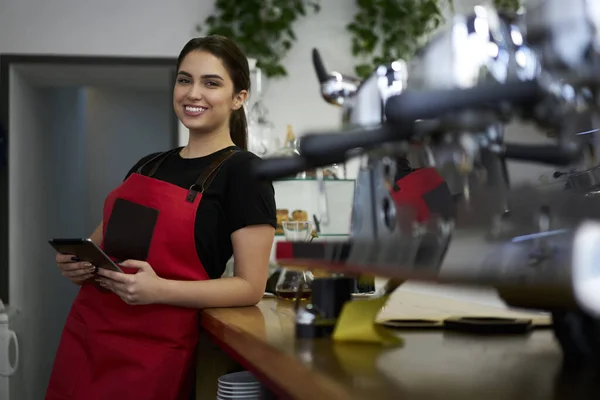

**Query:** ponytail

left=229, top=108, right=248, bottom=150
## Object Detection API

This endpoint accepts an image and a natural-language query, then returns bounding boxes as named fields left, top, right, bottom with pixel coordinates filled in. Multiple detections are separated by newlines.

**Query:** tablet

left=49, top=238, right=124, bottom=273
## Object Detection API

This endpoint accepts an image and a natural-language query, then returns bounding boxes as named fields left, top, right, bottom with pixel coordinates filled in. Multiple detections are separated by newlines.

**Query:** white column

left=178, top=120, right=188, bottom=147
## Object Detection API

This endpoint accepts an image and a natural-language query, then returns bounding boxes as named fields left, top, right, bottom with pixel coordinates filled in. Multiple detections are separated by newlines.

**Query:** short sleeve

left=225, top=153, right=277, bottom=233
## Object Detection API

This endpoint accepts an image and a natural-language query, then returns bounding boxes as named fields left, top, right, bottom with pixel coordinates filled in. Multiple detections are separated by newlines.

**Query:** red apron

left=46, top=148, right=237, bottom=400
left=391, top=167, right=451, bottom=222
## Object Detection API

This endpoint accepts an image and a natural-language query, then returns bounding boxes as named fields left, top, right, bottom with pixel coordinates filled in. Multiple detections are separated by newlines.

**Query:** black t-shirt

left=124, top=146, right=277, bottom=279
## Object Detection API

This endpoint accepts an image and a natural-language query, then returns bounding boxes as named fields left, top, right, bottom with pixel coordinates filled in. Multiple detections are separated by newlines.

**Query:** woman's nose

left=186, top=84, right=203, bottom=100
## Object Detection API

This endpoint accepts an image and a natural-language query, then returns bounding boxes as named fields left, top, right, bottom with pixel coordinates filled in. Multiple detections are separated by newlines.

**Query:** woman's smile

left=183, top=105, right=208, bottom=117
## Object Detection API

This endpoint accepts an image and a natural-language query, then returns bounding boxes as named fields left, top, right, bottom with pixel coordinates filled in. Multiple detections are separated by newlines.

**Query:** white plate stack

left=217, top=371, right=261, bottom=399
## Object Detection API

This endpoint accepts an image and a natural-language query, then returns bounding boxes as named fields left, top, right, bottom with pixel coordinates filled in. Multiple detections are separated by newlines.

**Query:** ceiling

left=12, top=62, right=175, bottom=91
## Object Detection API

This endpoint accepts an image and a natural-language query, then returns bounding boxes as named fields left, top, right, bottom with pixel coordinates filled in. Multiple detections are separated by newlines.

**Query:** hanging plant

left=493, top=0, right=522, bottom=13
left=197, top=0, right=321, bottom=78
left=347, top=0, right=522, bottom=79
left=346, top=0, right=452, bottom=79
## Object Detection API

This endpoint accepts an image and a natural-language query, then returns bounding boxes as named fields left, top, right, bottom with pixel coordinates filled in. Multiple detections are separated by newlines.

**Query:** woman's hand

left=94, top=260, right=164, bottom=305
left=56, top=253, right=96, bottom=285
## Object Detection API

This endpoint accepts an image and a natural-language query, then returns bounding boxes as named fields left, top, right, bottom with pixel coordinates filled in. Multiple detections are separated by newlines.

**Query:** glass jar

left=275, top=267, right=314, bottom=301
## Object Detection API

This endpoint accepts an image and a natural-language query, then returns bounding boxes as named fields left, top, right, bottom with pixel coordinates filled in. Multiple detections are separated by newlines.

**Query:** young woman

left=46, top=35, right=276, bottom=400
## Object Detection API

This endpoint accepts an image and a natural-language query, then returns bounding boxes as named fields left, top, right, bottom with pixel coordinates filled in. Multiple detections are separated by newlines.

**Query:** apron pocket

left=88, top=333, right=190, bottom=400
left=103, top=198, right=159, bottom=261
left=47, top=317, right=89, bottom=397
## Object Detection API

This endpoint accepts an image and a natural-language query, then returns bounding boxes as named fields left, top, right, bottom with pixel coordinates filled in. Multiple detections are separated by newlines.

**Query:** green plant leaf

left=348, top=0, right=450, bottom=76
left=494, top=0, right=521, bottom=12
left=355, top=64, right=373, bottom=79
left=346, top=22, right=360, bottom=32
left=286, top=27, right=297, bottom=41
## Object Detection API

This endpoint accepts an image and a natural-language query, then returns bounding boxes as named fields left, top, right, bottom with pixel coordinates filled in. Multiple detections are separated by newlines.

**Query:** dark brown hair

left=176, top=35, right=250, bottom=150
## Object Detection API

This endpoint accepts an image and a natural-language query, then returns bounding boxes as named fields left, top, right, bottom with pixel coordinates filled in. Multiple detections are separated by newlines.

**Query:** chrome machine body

left=254, top=0, right=600, bottom=365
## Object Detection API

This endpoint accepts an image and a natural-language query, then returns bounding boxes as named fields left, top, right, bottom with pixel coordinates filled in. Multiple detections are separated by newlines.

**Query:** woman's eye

left=177, top=78, right=191, bottom=84
left=205, top=81, right=219, bottom=87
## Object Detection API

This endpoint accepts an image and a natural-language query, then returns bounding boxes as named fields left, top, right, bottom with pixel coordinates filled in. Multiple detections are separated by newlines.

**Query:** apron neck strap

left=186, top=149, right=239, bottom=203
left=137, top=147, right=182, bottom=177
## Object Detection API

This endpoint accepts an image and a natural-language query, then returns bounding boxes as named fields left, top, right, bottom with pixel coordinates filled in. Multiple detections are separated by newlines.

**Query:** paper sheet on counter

left=377, top=285, right=552, bottom=326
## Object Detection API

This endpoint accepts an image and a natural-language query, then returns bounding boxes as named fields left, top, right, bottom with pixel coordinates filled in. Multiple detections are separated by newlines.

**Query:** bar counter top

left=195, top=293, right=598, bottom=400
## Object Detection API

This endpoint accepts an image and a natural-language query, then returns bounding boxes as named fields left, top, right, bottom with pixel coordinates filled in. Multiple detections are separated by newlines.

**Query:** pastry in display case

left=291, top=209, right=319, bottom=238
left=276, top=209, right=290, bottom=235
left=273, top=179, right=355, bottom=236
left=291, top=209, right=308, bottom=222
left=275, top=208, right=315, bottom=236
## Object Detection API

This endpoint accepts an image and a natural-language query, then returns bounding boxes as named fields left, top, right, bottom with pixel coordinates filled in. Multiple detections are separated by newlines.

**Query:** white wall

left=0, top=0, right=343, bottom=141
left=0, top=0, right=558, bottom=185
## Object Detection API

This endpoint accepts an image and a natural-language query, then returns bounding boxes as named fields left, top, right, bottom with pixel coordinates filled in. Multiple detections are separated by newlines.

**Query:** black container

left=311, top=277, right=355, bottom=319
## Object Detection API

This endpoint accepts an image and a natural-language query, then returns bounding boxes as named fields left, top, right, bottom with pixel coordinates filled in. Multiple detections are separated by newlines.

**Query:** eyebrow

left=177, top=71, right=224, bottom=80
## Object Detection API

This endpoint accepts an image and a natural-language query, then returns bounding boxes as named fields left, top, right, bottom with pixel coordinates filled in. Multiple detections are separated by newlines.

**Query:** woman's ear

left=232, top=90, right=248, bottom=111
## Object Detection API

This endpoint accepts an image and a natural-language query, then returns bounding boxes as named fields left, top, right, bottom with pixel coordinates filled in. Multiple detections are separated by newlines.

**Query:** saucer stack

left=217, top=371, right=261, bottom=399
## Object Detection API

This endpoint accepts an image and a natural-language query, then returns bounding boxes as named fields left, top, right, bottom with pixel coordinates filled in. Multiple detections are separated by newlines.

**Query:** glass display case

left=273, top=178, right=356, bottom=237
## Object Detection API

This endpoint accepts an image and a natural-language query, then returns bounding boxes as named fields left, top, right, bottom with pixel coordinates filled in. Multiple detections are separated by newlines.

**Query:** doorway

left=0, top=54, right=178, bottom=400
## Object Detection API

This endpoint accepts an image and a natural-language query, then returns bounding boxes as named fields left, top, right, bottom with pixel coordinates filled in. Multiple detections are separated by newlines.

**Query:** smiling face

left=173, top=50, right=247, bottom=134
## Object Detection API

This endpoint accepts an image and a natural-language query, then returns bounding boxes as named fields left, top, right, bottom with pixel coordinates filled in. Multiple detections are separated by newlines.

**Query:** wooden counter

left=196, top=296, right=598, bottom=400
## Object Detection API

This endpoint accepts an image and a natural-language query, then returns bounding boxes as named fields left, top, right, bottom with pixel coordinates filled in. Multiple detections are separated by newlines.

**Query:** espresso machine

left=253, top=0, right=600, bottom=364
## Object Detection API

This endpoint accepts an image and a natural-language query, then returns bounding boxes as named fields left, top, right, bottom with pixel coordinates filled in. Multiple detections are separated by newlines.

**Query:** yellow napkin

left=332, top=294, right=403, bottom=346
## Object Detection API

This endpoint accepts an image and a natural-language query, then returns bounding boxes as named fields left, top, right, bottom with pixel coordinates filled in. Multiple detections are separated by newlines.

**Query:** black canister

left=311, top=277, right=355, bottom=319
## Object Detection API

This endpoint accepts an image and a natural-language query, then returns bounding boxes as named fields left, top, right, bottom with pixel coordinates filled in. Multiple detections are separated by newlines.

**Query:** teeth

left=185, top=106, right=206, bottom=113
